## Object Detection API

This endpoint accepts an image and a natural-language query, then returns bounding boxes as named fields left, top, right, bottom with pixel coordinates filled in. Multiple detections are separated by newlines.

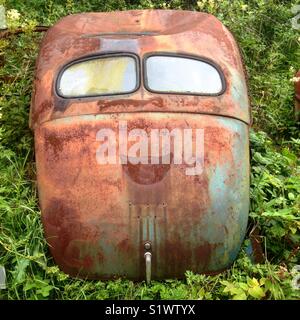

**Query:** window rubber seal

left=55, top=52, right=140, bottom=99
left=142, top=52, right=226, bottom=96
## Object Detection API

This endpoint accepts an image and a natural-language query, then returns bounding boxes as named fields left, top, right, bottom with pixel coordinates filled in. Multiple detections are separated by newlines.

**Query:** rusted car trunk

left=31, top=10, right=251, bottom=280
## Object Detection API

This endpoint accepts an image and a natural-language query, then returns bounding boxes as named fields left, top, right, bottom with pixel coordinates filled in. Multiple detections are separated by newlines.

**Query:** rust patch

left=43, top=198, right=101, bottom=274
left=43, top=124, right=91, bottom=159
left=97, top=97, right=165, bottom=111
left=195, top=243, right=215, bottom=268
left=53, top=96, right=70, bottom=112
left=32, top=100, right=52, bottom=126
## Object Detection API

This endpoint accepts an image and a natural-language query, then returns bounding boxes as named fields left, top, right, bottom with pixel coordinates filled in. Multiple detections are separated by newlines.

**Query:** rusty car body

left=30, top=10, right=251, bottom=280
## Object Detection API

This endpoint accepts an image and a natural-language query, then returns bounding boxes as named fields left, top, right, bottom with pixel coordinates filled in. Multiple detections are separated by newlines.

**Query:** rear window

left=57, top=55, right=138, bottom=98
left=144, top=55, right=224, bottom=95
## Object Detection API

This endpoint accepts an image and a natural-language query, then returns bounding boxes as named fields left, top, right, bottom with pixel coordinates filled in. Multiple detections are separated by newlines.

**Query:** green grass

left=0, top=0, right=299, bottom=300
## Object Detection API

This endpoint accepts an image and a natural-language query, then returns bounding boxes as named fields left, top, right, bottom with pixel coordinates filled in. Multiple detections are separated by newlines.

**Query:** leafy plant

left=0, top=0, right=299, bottom=300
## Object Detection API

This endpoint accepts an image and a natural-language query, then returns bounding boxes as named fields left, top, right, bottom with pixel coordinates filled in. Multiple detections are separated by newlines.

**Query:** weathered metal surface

left=31, top=10, right=251, bottom=279
left=295, top=70, right=300, bottom=121
left=30, top=10, right=250, bottom=129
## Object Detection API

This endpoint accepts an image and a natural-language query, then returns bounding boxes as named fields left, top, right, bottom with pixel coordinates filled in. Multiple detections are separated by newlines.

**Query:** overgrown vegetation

left=0, top=0, right=299, bottom=300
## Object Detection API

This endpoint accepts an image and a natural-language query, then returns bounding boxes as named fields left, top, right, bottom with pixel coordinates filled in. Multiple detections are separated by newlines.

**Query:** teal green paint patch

left=230, top=69, right=249, bottom=110
left=148, top=216, right=154, bottom=241
left=201, top=118, right=250, bottom=270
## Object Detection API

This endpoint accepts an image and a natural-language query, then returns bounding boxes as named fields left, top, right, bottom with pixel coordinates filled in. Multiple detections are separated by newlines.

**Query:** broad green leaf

left=248, top=286, right=265, bottom=299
